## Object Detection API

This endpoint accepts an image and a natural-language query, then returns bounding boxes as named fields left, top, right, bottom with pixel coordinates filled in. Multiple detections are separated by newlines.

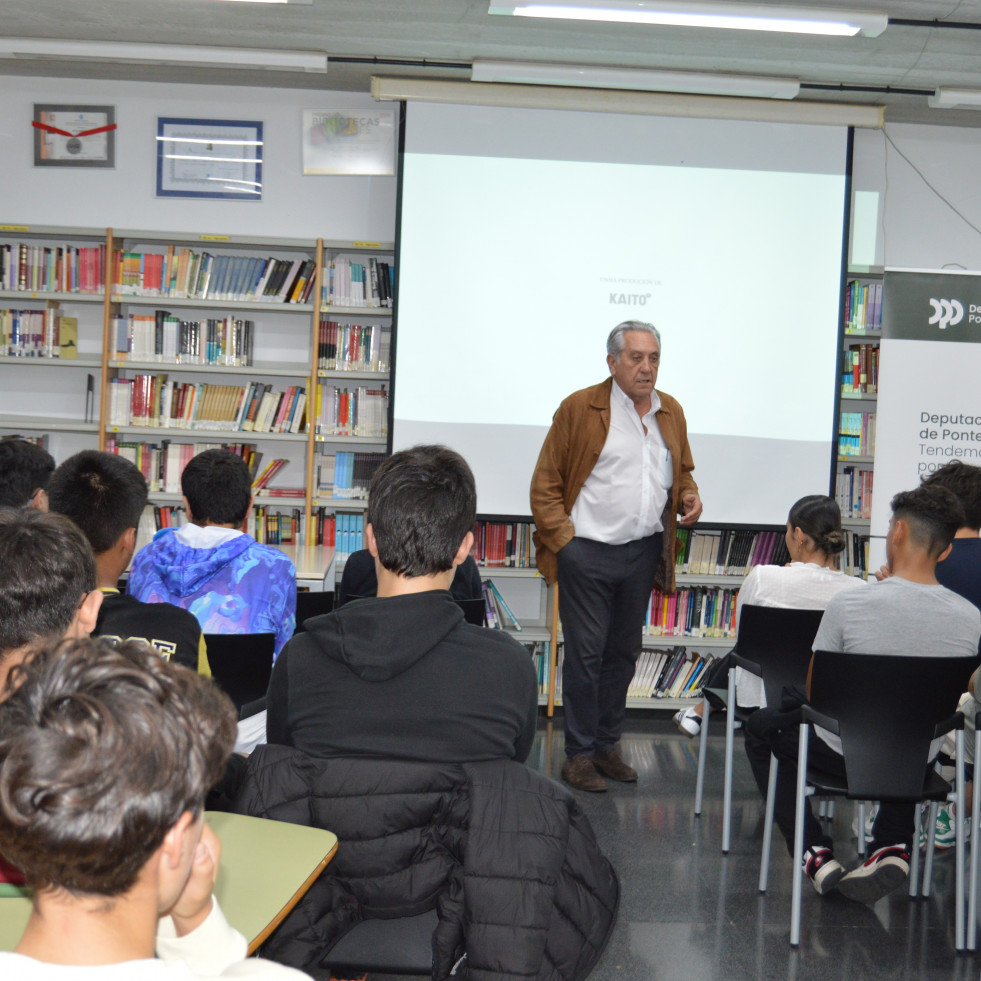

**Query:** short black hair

left=366, top=444, right=476, bottom=578
left=47, top=450, right=149, bottom=554
left=181, top=449, right=252, bottom=526
left=0, top=509, right=96, bottom=655
left=891, top=483, right=965, bottom=559
left=0, top=636, right=236, bottom=896
left=787, top=495, right=846, bottom=556
left=922, top=461, right=981, bottom=531
left=0, top=439, right=55, bottom=508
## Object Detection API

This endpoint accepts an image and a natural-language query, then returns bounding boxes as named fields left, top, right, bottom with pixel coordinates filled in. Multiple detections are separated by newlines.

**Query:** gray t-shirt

left=811, top=576, right=981, bottom=754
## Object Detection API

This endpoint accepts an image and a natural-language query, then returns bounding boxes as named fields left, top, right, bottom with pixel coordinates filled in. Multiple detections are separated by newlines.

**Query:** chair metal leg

left=759, top=751, right=778, bottom=893
left=856, top=801, right=867, bottom=857
left=954, top=729, right=965, bottom=951
left=790, top=722, right=810, bottom=949
left=722, top=668, right=737, bottom=854
left=694, top=695, right=710, bottom=816
left=969, top=727, right=981, bottom=951
left=909, top=805, right=922, bottom=898
left=922, top=801, right=939, bottom=898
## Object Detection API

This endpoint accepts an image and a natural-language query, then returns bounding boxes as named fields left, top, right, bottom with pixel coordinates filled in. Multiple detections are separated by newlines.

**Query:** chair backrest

left=204, top=632, right=276, bottom=711
left=809, top=651, right=975, bottom=801
left=294, top=590, right=334, bottom=634
left=734, top=605, right=825, bottom=707
left=457, top=597, right=488, bottom=626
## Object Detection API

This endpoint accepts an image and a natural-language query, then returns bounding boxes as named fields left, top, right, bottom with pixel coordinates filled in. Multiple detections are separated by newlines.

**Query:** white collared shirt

left=570, top=380, right=673, bottom=545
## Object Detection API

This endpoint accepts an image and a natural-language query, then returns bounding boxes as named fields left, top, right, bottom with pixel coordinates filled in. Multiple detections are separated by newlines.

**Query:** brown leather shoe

left=561, top=754, right=607, bottom=793
left=593, top=745, right=638, bottom=783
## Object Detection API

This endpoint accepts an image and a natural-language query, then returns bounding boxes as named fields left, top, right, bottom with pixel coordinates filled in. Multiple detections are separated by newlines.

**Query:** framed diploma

left=33, top=104, right=116, bottom=168
left=156, top=117, right=263, bottom=201
left=301, top=109, right=396, bottom=176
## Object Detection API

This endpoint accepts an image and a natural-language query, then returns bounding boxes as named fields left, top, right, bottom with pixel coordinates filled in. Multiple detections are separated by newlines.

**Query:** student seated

left=47, top=450, right=209, bottom=675
left=267, top=444, right=538, bottom=762
left=337, top=546, right=483, bottom=607
left=673, top=494, right=866, bottom=737
left=129, top=448, right=296, bottom=657
left=744, top=484, right=981, bottom=904
left=0, top=437, right=55, bottom=510
left=0, top=507, right=103, bottom=886
left=0, top=636, right=309, bottom=980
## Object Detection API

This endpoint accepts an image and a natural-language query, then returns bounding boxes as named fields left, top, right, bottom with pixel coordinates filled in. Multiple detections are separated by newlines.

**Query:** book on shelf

left=518, top=639, right=552, bottom=696
left=673, top=528, right=790, bottom=577
left=484, top=579, right=522, bottom=631
left=323, top=256, right=393, bottom=309
left=481, top=581, right=500, bottom=629
left=844, top=279, right=882, bottom=332
left=107, top=375, right=307, bottom=433
left=841, top=342, right=878, bottom=396
left=838, top=410, right=876, bottom=457
left=315, top=449, right=383, bottom=500
left=252, top=458, right=289, bottom=491
left=836, top=466, right=873, bottom=520
left=249, top=506, right=302, bottom=546
left=113, top=248, right=316, bottom=305
left=470, top=521, right=537, bottom=569
left=112, top=311, right=254, bottom=366
left=843, top=529, right=870, bottom=578
left=332, top=512, right=365, bottom=561
left=312, top=508, right=337, bottom=547
left=1, top=303, right=78, bottom=358
left=1, top=242, right=105, bottom=294
left=315, top=383, right=387, bottom=437
left=646, top=585, right=739, bottom=639
left=108, top=438, right=263, bottom=493
left=318, top=319, right=392, bottom=372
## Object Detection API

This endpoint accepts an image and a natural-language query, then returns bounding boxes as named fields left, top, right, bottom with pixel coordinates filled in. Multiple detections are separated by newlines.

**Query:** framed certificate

left=33, top=104, right=116, bottom=168
left=156, top=117, right=263, bottom=201
left=301, top=109, right=396, bottom=176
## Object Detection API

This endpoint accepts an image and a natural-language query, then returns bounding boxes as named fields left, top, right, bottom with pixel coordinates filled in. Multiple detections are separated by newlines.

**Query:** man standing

left=531, top=321, right=702, bottom=792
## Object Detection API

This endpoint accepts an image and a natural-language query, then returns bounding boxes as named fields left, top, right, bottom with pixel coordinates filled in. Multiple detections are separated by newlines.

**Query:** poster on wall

left=869, top=269, right=981, bottom=563
left=301, top=109, right=396, bottom=176
left=156, top=117, right=263, bottom=200
left=33, top=104, right=116, bottom=168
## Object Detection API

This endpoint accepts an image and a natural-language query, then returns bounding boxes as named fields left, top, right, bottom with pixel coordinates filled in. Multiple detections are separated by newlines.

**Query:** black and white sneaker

left=802, top=845, right=845, bottom=895
left=837, top=844, right=910, bottom=904
left=673, top=706, right=701, bottom=738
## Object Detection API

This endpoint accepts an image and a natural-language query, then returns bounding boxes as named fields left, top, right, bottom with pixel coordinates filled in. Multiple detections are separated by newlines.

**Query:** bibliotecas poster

left=869, top=270, right=981, bottom=566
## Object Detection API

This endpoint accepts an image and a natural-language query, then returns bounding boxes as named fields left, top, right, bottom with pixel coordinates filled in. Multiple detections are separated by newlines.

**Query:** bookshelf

left=0, top=224, right=393, bottom=547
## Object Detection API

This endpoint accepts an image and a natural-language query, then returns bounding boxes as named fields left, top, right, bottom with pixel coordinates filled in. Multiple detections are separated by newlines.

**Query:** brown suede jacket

left=529, top=377, right=698, bottom=591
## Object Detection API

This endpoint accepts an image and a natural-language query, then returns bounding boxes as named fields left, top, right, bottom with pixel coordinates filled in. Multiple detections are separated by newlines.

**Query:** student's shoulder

left=242, top=538, right=297, bottom=575
left=456, top=623, right=537, bottom=672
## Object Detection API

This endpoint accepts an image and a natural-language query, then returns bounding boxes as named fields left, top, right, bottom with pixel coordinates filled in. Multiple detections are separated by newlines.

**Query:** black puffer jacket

left=234, top=745, right=619, bottom=981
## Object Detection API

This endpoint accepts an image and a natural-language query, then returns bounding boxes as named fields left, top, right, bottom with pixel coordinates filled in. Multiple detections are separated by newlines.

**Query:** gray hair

left=607, top=321, right=661, bottom=358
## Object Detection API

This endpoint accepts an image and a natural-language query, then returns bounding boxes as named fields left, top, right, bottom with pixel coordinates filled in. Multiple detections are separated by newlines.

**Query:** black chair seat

left=325, top=907, right=438, bottom=975
left=204, top=632, right=276, bottom=715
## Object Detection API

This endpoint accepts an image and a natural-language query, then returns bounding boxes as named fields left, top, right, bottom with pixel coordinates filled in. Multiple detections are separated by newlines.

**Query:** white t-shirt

left=0, top=899, right=310, bottom=980
left=734, top=562, right=866, bottom=708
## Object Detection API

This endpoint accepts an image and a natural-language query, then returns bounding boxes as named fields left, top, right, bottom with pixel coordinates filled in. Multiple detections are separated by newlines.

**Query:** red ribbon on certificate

left=33, top=121, right=118, bottom=138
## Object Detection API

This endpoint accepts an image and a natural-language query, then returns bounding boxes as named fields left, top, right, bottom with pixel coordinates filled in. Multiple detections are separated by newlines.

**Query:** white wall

left=0, top=76, right=396, bottom=242
left=852, top=123, right=981, bottom=271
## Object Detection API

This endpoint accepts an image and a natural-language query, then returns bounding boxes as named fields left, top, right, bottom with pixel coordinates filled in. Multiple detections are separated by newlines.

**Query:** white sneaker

left=673, top=706, right=701, bottom=738
left=850, top=802, right=878, bottom=845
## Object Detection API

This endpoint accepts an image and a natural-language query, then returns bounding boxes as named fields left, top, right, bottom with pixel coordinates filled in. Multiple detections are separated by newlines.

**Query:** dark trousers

left=557, top=533, right=661, bottom=759
left=743, top=708, right=916, bottom=856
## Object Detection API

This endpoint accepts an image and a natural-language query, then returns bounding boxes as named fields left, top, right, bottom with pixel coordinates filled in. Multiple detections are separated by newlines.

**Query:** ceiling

left=4, top=0, right=981, bottom=126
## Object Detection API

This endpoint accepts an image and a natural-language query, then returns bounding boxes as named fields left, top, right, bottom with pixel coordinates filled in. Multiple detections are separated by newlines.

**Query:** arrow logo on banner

left=928, top=297, right=964, bottom=330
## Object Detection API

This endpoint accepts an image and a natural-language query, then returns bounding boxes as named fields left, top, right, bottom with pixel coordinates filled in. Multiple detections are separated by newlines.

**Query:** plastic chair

left=294, top=590, right=334, bottom=634
left=693, top=605, right=824, bottom=854
left=758, top=650, right=972, bottom=949
left=204, top=632, right=276, bottom=715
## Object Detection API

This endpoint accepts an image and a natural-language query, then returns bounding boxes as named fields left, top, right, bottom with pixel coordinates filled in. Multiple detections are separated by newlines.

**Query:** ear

left=161, top=810, right=197, bottom=871
left=121, top=526, right=137, bottom=554
left=365, top=523, right=379, bottom=558
left=71, top=588, right=104, bottom=638
left=606, top=353, right=617, bottom=374
left=181, top=496, right=194, bottom=523
left=891, top=517, right=908, bottom=545
left=31, top=488, right=49, bottom=512
left=937, top=542, right=953, bottom=564
left=453, top=531, right=475, bottom=568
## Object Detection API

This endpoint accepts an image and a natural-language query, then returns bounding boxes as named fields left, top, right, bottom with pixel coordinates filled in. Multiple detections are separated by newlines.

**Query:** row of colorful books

left=315, top=384, right=387, bottom=438
left=315, top=450, right=384, bottom=499
left=107, top=437, right=264, bottom=494
left=836, top=465, right=873, bottom=520
left=674, top=528, right=790, bottom=577
left=839, top=410, right=876, bottom=457
left=317, top=319, right=391, bottom=373
left=470, top=521, right=537, bottom=569
left=0, top=242, right=106, bottom=294
left=842, top=530, right=870, bottom=578
left=1, top=305, right=78, bottom=358
left=323, top=257, right=393, bottom=309
left=482, top=579, right=523, bottom=630
left=519, top=640, right=552, bottom=696
left=113, top=249, right=317, bottom=305
left=112, top=312, right=254, bottom=366
left=645, top=586, right=738, bottom=639
left=250, top=507, right=302, bottom=545
left=844, top=279, right=883, bottom=332
left=841, top=342, right=879, bottom=396
left=331, top=512, right=365, bottom=560
left=107, top=376, right=307, bottom=433
left=636, top=647, right=719, bottom=700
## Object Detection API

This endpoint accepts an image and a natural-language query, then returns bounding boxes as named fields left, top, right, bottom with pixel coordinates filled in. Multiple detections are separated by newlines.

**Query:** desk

left=0, top=812, right=336, bottom=956
left=272, top=544, right=334, bottom=584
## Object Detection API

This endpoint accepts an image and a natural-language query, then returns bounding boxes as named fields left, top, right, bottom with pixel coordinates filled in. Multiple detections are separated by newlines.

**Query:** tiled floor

left=527, top=716, right=977, bottom=981
left=319, top=716, right=977, bottom=981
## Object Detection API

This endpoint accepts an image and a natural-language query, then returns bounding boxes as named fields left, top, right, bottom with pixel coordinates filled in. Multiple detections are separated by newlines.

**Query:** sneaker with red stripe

left=837, top=844, right=910, bottom=905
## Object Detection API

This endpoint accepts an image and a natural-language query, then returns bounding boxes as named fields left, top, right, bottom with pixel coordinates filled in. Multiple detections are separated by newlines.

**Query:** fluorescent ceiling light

left=472, top=59, right=800, bottom=99
left=0, top=38, right=327, bottom=73
left=488, top=1, right=887, bottom=37
left=928, top=88, right=981, bottom=110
